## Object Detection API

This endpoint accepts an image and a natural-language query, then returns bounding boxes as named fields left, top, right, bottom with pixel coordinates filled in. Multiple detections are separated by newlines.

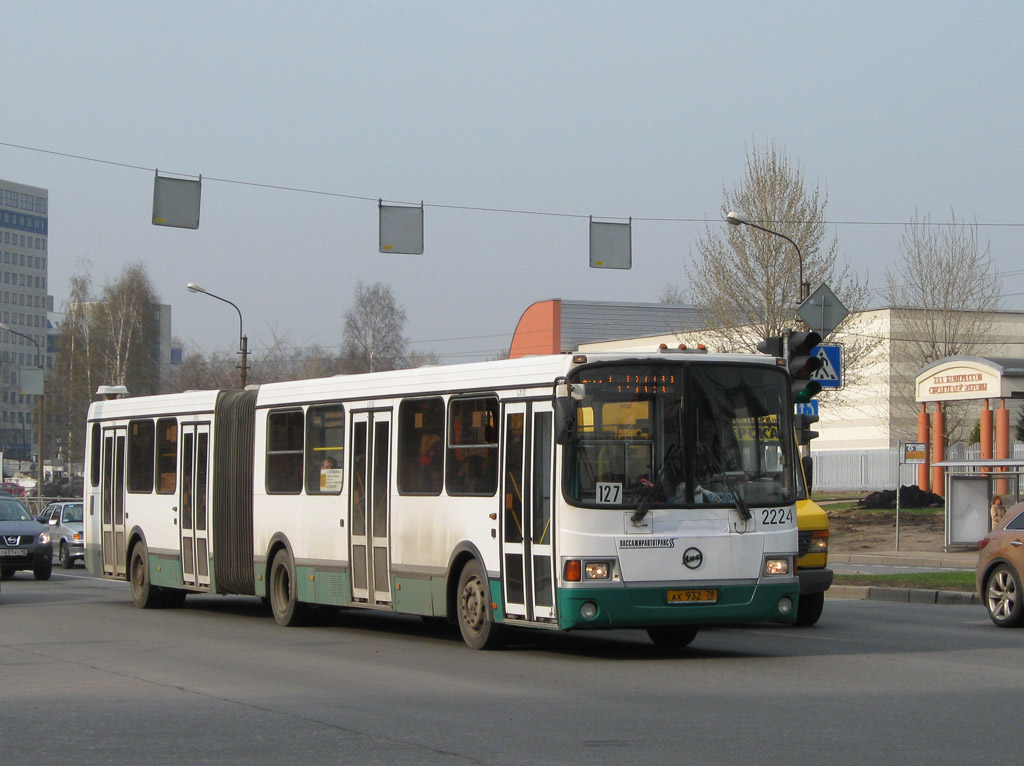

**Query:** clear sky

left=4, top=1, right=1022, bottom=363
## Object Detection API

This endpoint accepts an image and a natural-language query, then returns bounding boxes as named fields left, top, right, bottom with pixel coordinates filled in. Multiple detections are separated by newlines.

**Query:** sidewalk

left=826, top=548, right=982, bottom=606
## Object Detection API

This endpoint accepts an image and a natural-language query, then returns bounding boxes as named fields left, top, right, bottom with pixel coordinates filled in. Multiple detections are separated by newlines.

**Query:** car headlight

left=808, top=530, right=829, bottom=553
left=38, top=531, right=51, bottom=545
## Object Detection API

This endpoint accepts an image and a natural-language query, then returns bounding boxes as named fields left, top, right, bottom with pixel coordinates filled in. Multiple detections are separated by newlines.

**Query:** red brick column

left=931, top=404, right=945, bottom=498
left=917, top=403, right=930, bottom=491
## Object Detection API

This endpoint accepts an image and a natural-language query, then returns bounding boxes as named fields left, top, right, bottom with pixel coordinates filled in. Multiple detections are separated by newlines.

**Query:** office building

left=0, top=179, right=50, bottom=461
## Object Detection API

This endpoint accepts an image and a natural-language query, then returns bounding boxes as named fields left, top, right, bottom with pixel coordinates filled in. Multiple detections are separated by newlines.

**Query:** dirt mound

left=858, top=485, right=943, bottom=510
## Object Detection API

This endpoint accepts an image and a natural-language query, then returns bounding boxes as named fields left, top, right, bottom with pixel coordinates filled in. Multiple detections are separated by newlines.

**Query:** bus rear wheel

left=647, top=625, right=699, bottom=649
left=269, top=549, right=310, bottom=627
left=457, top=560, right=504, bottom=650
left=129, top=541, right=161, bottom=609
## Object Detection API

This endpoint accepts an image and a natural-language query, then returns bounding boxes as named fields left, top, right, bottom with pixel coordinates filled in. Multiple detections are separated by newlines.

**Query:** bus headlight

left=763, top=557, right=791, bottom=576
left=584, top=561, right=612, bottom=580
left=580, top=601, right=599, bottom=620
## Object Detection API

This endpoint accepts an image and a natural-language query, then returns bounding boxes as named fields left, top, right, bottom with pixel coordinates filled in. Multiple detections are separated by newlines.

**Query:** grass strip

left=834, top=570, right=976, bottom=592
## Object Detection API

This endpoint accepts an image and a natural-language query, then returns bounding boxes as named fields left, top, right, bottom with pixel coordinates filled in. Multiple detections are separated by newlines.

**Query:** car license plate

left=667, top=589, right=718, bottom=604
left=0, top=548, right=27, bottom=556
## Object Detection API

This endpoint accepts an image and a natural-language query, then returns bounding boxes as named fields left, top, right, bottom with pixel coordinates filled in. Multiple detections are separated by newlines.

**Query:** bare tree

left=92, top=263, right=161, bottom=393
left=658, top=283, right=688, bottom=305
left=685, top=141, right=869, bottom=351
left=884, top=211, right=1002, bottom=441
left=48, top=262, right=161, bottom=465
left=46, top=270, right=95, bottom=465
left=341, top=281, right=408, bottom=373
left=405, top=349, right=440, bottom=368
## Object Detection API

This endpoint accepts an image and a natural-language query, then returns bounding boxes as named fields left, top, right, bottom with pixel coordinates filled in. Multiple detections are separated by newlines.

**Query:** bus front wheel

left=795, top=592, right=825, bottom=627
left=269, top=549, right=310, bottom=627
left=456, top=560, right=504, bottom=650
left=647, top=625, right=698, bottom=649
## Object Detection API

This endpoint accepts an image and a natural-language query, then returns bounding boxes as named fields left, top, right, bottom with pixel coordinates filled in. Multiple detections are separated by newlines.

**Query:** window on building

left=127, top=419, right=155, bottom=493
left=446, top=396, right=499, bottom=495
left=398, top=398, right=444, bottom=495
left=267, top=409, right=303, bottom=494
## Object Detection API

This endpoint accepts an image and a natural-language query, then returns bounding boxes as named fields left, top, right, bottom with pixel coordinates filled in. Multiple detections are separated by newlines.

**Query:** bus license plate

left=667, top=589, right=718, bottom=604
left=0, top=548, right=26, bottom=556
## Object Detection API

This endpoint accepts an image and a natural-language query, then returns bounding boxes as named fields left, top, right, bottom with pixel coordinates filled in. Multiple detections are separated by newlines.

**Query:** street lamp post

left=0, top=323, right=44, bottom=499
left=726, top=211, right=809, bottom=302
left=186, top=282, right=250, bottom=388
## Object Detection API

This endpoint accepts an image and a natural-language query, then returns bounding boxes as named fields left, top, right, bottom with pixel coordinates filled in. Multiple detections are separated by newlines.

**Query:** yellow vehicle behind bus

left=795, top=457, right=831, bottom=626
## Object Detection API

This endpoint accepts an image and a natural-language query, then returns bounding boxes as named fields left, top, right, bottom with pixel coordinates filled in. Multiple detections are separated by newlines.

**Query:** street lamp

left=726, top=211, right=809, bottom=302
left=186, top=282, right=250, bottom=388
left=0, top=322, right=44, bottom=500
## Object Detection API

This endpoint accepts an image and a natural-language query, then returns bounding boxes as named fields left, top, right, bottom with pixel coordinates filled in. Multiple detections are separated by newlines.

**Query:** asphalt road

left=3, top=568, right=1022, bottom=765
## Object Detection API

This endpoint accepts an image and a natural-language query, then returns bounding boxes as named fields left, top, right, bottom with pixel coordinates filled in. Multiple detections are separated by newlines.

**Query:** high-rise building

left=0, top=179, right=50, bottom=460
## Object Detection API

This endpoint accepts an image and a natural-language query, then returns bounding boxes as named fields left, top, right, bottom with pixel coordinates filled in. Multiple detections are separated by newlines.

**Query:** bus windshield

left=565, top=362, right=796, bottom=509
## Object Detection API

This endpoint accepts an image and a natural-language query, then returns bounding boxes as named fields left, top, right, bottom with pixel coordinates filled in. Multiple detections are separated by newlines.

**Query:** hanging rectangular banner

left=152, top=172, right=201, bottom=229
left=589, top=217, right=632, bottom=269
left=379, top=201, right=424, bottom=255
left=17, top=367, right=43, bottom=396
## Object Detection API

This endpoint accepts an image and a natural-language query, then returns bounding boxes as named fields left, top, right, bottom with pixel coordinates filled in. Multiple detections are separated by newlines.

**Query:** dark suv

left=0, top=497, right=53, bottom=580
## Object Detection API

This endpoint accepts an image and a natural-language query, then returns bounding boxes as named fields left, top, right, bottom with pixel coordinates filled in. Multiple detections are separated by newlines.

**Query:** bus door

left=100, top=426, right=128, bottom=578
left=179, top=423, right=211, bottom=587
left=501, top=402, right=556, bottom=622
left=349, top=410, right=393, bottom=606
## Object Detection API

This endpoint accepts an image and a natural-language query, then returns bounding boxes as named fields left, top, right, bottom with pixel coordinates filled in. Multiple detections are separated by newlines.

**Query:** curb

left=828, top=584, right=980, bottom=605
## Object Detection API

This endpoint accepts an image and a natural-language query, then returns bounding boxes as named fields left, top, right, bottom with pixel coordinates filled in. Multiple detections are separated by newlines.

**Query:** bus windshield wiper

left=631, top=443, right=677, bottom=525
left=697, top=443, right=751, bottom=521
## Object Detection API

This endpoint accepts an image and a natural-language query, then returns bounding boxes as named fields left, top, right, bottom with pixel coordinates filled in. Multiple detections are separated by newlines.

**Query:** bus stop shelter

left=934, top=458, right=1024, bottom=548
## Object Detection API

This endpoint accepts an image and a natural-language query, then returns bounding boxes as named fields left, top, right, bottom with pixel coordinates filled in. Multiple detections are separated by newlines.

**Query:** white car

left=37, top=502, right=84, bottom=569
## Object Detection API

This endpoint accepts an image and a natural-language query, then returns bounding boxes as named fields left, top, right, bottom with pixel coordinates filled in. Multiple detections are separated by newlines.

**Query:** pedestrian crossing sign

left=810, top=344, right=842, bottom=388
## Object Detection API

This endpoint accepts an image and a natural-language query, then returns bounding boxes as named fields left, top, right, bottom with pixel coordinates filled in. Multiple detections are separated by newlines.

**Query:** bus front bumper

left=556, top=579, right=800, bottom=631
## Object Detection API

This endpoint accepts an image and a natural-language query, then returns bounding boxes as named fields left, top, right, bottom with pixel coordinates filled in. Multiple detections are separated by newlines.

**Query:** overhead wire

left=6, top=139, right=1024, bottom=229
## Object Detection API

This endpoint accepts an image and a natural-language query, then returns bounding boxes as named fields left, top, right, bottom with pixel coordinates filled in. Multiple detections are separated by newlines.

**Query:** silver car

left=38, top=502, right=85, bottom=569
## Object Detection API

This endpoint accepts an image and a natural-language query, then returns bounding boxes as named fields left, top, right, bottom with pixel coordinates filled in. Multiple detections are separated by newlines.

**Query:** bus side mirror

left=802, top=456, right=814, bottom=495
left=554, top=381, right=584, bottom=445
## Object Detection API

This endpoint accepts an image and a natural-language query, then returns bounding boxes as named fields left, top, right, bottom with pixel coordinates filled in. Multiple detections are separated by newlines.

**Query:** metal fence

left=813, top=442, right=1024, bottom=493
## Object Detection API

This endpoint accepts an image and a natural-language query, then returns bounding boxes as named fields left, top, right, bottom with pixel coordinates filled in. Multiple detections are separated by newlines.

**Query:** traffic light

left=793, top=412, right=820, bottom=445
left=787, top=330, right=823, bottom=403
left=756, top=336, right=784, bottom=357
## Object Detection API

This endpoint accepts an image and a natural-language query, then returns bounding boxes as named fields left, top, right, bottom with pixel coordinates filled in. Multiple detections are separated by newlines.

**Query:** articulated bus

left=84, top=349, right=801, bottom=649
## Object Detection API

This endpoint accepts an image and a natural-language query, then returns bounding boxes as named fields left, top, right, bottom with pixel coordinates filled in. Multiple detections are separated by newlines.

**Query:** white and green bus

left=84, top=349, right=801, bottom=649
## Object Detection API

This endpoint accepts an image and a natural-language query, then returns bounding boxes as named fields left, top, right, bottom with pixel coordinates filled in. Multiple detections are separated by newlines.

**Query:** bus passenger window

left=447, top=397, right=498, bottom=496
left=306, top=404, right=345, bottom=495
left=267, top=410, right=304, bottom=494
left=156, top=418, right=177, bottom=494
left=398, top=398, right=444, bottom=495
left=127, top=419, right=155, bottom=493
left=89, top=422, right=101, bottom=487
